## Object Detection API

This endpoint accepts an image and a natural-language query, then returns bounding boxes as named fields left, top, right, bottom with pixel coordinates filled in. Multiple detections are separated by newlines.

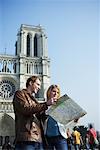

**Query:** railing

left=0, top=101, right=14, bottom=113
left=0, top=55, right=18, bottom=74
left=0, top=55, right=44, bottom=75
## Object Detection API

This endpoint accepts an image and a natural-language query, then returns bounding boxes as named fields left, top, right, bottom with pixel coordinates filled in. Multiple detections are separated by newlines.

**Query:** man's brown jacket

left=13, top=89, right=48, bottom=143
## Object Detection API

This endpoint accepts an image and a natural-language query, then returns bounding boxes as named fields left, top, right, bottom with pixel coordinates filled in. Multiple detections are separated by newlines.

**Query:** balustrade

left=0, top=56, right=18, bottom=74
left=0, top=101, right=14, bottom=112
left=0, top=56, right=42, bottom=75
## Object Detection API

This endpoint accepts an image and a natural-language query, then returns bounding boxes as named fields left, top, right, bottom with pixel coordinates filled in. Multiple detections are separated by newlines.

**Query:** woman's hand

left=74, top=118, right=79, bottom=123
left=46, top=98, right=57, bottom=106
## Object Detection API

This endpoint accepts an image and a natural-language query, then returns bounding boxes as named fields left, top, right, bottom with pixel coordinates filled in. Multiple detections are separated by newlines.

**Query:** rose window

left=0, top=80, right=16, bottom=99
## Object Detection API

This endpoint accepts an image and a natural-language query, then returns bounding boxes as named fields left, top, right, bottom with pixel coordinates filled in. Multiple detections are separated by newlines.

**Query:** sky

left=0, top=0, right=100, bottom=130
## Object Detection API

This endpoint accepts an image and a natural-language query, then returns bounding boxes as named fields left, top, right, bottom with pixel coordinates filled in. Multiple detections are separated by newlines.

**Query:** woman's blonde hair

left=46, top=85, right=60, bottom=99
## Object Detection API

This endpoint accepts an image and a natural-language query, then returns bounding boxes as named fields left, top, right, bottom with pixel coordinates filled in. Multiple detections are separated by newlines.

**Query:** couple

left=13, top=75, right=68, bottom=150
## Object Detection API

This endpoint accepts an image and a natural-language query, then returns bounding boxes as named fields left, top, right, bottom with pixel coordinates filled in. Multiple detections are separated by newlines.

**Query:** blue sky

left=0, top=0, right=100, bottom=130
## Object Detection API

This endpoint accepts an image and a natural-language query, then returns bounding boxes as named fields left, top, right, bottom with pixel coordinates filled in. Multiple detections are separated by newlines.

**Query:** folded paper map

left=47, top=94, right=87, bottom=125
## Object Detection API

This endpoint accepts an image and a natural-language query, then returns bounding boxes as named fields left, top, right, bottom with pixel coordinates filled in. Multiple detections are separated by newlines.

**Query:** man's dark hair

left=26, top=76, right=41, bottom=87
left=89, top=124, right=93, bottom=129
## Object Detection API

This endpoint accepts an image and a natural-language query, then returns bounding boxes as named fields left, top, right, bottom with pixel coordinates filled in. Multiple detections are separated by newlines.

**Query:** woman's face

left=50, top=87, right=59, bottom=100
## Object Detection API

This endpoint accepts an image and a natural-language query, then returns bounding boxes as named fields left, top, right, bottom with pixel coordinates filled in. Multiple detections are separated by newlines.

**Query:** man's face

left=32, top=78, right=41, bottom=94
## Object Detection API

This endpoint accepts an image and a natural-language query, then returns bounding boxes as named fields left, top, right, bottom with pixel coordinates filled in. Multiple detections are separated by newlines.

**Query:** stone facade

left=0, top=24, right=50, bottom=148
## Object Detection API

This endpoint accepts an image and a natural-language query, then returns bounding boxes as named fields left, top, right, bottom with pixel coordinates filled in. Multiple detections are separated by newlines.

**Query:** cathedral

left=0, top=24, right=50, bottom=148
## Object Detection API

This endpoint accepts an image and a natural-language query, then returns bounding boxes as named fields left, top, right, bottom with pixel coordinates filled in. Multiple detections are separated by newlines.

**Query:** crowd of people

left=2, top=75, right=100, bottom=150
left=66, top=124, right=100, bottom=150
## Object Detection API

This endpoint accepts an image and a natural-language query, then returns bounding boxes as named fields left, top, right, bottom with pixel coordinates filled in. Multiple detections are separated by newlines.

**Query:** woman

left=42, top=85, right=68, bottom=150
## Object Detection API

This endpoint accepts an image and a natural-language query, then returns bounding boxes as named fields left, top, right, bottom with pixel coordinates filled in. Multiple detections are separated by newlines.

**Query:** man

left=87, top=124, right=98, bottom=150
left=72, top=127, right=83, bottom=150
left=13, top=76, right=53, bottom=150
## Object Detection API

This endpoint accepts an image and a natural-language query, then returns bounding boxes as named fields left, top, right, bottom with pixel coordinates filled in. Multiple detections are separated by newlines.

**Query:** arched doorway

left=0, top=113, right=15, bottom=148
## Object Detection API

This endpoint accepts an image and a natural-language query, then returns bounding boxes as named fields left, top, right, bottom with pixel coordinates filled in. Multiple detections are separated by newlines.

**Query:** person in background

left=2, top=141, right=12, bottom=150
left=85, top=133, right=90, bottom=150
left=13, top=76, right=53, bottom=150
left=66, top=128, right=73, bottom=150
left=72, top=126, right=83, bottom=150
left=87, top=124, right=98, bottom=150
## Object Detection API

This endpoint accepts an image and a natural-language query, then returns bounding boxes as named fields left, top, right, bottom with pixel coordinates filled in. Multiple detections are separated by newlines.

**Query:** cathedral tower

left=15, top=24, right=50, bottom=99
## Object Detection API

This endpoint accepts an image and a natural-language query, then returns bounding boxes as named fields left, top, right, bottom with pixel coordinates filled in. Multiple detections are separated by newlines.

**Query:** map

left=47, top=94, right=87, bottom=125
